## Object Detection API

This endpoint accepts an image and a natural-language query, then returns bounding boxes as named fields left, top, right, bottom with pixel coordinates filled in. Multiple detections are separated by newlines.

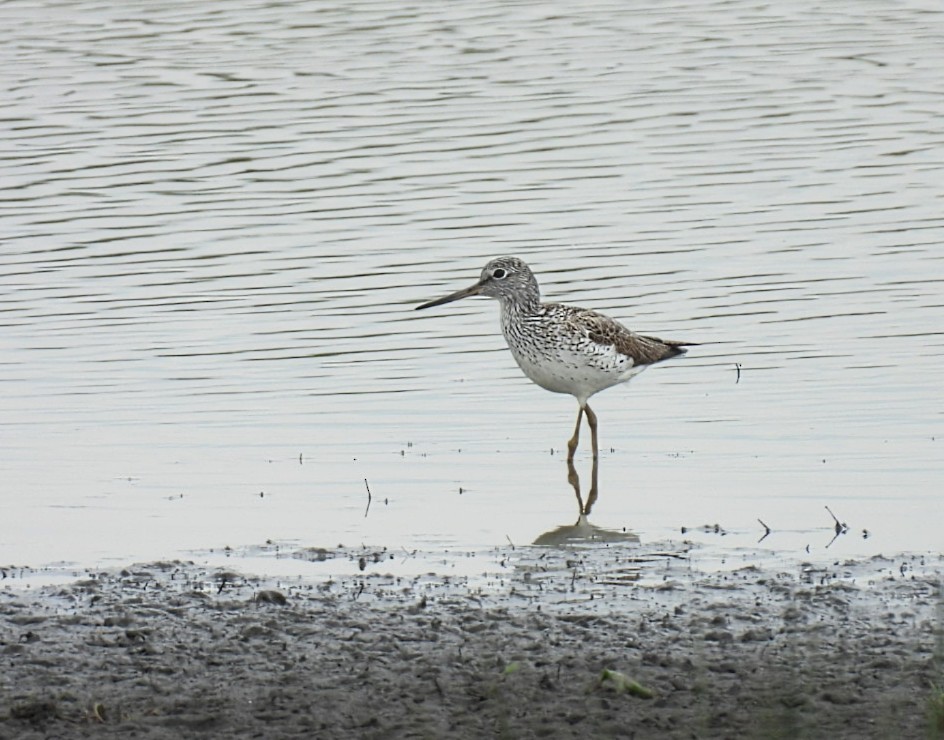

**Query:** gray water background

left=2, top=0, right=942, bottom=577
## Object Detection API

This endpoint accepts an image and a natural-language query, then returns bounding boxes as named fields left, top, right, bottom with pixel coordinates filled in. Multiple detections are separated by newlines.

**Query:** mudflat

left=1, top=547, right=941, bottom=739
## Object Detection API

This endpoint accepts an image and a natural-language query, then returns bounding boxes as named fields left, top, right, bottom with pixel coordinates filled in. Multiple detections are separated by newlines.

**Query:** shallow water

left=2, top=0, right=942, bottom=579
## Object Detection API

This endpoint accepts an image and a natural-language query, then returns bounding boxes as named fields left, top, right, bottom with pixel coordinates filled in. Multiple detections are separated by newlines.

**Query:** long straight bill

left=415, top=281, right=484, bottom=310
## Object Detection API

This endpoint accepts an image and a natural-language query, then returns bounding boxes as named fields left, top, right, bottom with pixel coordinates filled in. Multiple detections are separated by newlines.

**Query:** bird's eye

left=492, top=268, right=507, bottom=280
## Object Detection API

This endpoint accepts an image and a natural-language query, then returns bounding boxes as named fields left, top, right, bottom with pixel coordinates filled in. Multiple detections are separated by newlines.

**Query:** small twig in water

left=757, top=518, right=772, bottom=543
left=735, top=363, right=742, bottom=383
left=364, top=478, right=372, bottom=518
left=824, top=505, right=848, bottom=535
left=824, top=505, right=849, bottom=549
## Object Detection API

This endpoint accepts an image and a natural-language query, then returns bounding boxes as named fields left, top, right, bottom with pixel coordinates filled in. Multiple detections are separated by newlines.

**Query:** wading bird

left=416, top=257, right=693, bottom=459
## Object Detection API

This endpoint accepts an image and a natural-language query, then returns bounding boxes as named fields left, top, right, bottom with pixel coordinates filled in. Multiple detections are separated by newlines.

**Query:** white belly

left=507, top=341, right=647, bottom=404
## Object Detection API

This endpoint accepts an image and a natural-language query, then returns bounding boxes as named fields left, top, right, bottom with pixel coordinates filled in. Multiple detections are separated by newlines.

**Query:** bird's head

left=415, top=256, right=538, bottom=310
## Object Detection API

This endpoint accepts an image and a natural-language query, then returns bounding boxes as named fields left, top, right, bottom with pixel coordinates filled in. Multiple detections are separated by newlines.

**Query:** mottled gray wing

left=564, top=307, right=690, bottom=366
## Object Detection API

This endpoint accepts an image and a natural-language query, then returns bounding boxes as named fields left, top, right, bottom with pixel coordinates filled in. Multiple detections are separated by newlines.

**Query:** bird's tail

left=647, top=337, right=697, bottom=362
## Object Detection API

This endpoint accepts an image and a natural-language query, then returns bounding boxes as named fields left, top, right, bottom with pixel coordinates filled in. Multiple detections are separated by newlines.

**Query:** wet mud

left=1, top=547, right=941, bottom=739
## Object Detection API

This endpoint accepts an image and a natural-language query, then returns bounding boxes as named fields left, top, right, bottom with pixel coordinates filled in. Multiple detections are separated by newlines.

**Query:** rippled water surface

left=2, top=0, right=942, bottom=576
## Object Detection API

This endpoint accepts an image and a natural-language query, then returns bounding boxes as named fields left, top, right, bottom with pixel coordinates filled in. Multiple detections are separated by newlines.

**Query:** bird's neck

left=499, top=291, right=541, bottom=320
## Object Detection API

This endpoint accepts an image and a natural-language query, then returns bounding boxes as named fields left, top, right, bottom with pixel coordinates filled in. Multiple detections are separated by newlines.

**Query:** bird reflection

left=569, top=454, right=599, bottom=516
left=532, top=456, right=640, bottom=546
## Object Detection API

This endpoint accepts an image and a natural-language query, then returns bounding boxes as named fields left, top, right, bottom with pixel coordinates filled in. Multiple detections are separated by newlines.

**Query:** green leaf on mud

left=597, top=669, right=654, bottom=699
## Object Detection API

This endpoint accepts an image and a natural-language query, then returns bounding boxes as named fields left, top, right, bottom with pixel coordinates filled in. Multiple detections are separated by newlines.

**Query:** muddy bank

left=1, top=547, right=941, bottom=739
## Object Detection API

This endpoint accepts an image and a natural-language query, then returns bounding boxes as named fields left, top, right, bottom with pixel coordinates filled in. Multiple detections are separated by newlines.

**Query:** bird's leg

left=584, top=452, right=599, bottom=515
left=585, top=404, right=599, bottom=460
left=567, top=405, right=584, bottom=461
left=566, top=457, right=584, bottom=518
